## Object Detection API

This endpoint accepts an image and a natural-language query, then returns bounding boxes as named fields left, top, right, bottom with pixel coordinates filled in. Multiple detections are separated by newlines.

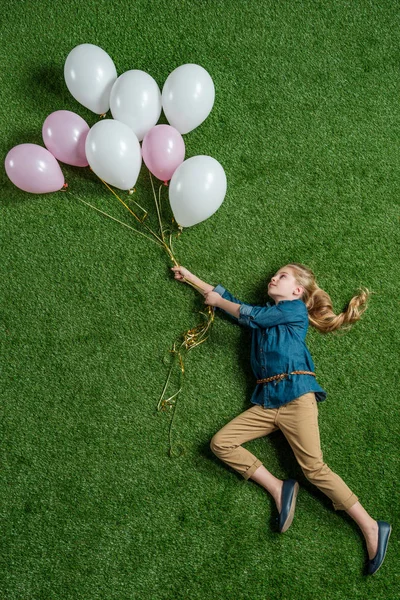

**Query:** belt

left=256, top=371, right=316, bottom=384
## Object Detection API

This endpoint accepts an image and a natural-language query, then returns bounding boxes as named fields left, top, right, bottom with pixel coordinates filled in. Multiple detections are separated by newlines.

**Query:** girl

left=171, top=263, right=391, bottom=575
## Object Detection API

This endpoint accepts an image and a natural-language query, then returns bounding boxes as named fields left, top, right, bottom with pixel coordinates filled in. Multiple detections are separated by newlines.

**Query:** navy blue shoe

left=367, top=521, right=391, bottom=575
left=279, top=479, right=299, bottom=533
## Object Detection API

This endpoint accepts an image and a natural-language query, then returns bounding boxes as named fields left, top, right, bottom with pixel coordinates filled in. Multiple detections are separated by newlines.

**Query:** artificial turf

left=1, top=1, right=399, bottom=598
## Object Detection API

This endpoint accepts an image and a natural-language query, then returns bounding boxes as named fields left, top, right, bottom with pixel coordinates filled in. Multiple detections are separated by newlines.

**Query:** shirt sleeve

left=238, top=300, right=308, bottom=329
left=213, top=285, right=308, bottom=329
left=212, top=284, right=253, bottom=324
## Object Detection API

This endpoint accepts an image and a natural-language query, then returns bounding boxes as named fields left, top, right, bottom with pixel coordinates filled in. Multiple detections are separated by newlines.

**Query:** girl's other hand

left=170, top=265, right=192, bottom=281
left=204, top=291, right=221, bottom=307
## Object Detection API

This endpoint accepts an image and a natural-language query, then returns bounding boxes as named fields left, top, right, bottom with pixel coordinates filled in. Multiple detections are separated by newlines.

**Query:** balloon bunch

left=4, top=43, right=227, bottom=456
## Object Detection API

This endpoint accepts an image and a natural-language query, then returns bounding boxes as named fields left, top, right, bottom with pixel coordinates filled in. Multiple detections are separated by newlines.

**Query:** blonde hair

left=286, top=263, right=370, bottom=333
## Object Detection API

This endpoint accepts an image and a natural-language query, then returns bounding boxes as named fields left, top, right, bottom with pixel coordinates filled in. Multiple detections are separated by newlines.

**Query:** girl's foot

left=345, top=502, right=380, bottom=559
left=278, top=480, right=299, bottom=533
left=367, top=521, right=392, bottom=575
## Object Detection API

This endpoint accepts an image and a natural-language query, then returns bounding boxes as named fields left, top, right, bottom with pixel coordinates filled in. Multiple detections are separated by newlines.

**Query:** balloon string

left=68, top=192, right=161, bottom=247
left=98, top=176, right=184, bottom=265
left=157, top=306, right=215, bottom=414
left=149, top=171, right=165, bottom=241
left=70, top=188, right=203, bottom=290
left=167, top=397, right=185, bottom=458
left=71, top=178, right=215, bottom=456
left=94, top=176, right=205, bottom=295
left=98, top=177, right=149, bottom=224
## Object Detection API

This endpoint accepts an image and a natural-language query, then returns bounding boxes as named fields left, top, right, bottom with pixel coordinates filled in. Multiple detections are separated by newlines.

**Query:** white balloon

left=162, top=64, right=215, bottom=134
left=85, top=120, right=142, bottom=190
left=169, top=156, right=226, bottom=227
left=64, top=44, right=117, bottom=114
left=110, top=70, right=162, bottom=142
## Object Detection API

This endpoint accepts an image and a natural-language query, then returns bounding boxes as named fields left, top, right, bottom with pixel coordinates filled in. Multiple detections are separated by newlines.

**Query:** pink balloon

left=42, top=110, right=89, bottom=167
left=142, top=125, right=185, bottom=181
left=5, top=144, right=65, bottom=194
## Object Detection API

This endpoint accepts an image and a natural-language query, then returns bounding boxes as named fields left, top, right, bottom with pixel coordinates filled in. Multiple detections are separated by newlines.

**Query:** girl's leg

left=346, top=502, right=379, bottom=560
left=210, top=405, right=282, bottom=508
left=250, top=466, right=284, bottom=511
left=278, top=393, right=378, bottom=557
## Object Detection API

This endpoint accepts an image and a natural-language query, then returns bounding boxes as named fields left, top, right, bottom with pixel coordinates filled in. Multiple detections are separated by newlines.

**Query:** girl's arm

left=171, top=267, right=247, bottom=323
left=206, top=284, right=249, bottom=323
left=170, top=266, right=214, bottom=296
left=207, top=285, right=309, bottom=329
left=212, top=296, right=240, bottom=319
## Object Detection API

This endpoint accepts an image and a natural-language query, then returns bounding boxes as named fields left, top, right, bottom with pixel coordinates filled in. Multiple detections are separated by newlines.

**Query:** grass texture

left=1, top=1, right=399, bottom=598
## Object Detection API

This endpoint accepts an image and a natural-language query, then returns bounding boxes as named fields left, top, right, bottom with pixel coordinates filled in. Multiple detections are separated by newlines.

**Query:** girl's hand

left=204, top=291, right=221, bottom=308
left=170, top=265, right=193, bottom=282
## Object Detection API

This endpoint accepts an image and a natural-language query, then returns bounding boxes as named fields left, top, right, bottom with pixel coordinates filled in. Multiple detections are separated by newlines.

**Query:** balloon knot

left=99, top=113, right=107, bottom=119
left=62, top=183, right=69, bottom=189
left=163, top=181, right=169, bottom=187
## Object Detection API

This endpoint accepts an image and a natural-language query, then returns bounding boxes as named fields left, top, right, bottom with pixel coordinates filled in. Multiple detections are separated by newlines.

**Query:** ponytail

left=305, top=286, right=370, bottom=333
left=286, top=263, right=371, bottom=334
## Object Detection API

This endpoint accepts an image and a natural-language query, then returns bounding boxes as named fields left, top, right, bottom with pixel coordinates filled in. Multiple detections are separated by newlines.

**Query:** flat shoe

left=367, top=520, right=391, bottom=575
left=279, top=479, right=299, bottom=533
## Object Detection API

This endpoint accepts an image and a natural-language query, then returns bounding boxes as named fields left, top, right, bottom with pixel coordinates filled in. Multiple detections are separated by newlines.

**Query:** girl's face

left=268, top=267, right=304, bottom=303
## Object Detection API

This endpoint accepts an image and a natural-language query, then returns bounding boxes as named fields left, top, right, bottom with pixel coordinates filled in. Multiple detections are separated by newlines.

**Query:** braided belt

left=256, top=371, right=316, bottom=384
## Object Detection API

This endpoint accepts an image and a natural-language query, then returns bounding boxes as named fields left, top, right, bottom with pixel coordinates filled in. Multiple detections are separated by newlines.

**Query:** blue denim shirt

left=213, top=284, right=327, bottom=408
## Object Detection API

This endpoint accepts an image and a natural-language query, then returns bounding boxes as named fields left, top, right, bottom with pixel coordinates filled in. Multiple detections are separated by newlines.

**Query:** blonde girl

left=171, top=263, right=391, bottom=575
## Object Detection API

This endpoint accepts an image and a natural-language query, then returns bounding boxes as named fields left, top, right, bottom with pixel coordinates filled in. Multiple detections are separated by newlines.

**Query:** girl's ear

left=294, top=286, right=304, bottom=298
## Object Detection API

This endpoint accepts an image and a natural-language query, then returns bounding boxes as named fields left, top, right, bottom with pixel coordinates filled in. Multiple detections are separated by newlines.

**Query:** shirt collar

left=267, top=299, right=304, bottom=306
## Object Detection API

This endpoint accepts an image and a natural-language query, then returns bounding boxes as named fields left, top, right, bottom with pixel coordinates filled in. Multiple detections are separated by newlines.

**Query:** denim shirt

left=213, top=284, right=327, bottom=409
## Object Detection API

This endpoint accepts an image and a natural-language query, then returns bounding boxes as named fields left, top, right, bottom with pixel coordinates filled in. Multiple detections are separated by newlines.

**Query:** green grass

left=1, top=1, right=399, bottom=598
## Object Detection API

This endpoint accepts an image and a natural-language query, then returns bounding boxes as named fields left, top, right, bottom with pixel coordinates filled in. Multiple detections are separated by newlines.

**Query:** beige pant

left=210, top=392, right=358, bottom=511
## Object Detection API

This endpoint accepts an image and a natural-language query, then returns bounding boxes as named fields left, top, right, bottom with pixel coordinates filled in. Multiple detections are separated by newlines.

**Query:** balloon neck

left=99, top=113, right=107, bottom=119
left=60, top=182, right=69, bottom=192
left=163, top=181, right=169, bottom=187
